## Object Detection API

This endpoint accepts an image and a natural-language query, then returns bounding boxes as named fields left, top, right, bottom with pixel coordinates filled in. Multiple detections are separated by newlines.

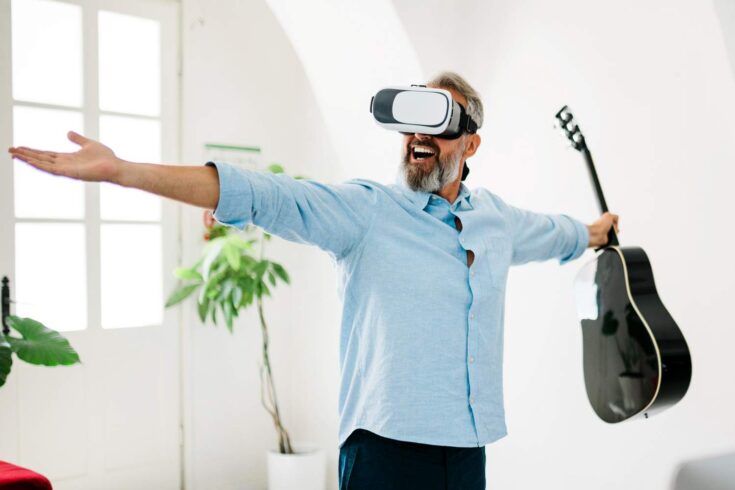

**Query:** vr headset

left=370, top=85, right=479, bottom=139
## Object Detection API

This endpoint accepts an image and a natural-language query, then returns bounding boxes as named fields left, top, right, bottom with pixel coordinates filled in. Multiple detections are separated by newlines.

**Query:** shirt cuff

left=559, top=215, right=589, bottom=265
left=205, top=161, right=253, bottom=230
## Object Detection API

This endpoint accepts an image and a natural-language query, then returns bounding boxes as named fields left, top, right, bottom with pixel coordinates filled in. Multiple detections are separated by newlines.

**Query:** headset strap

left=458, top=104, right=479, bottom=134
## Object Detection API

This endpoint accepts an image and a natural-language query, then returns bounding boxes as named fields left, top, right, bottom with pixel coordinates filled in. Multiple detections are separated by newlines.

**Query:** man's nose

left=414, top=133, right=432, bottom=140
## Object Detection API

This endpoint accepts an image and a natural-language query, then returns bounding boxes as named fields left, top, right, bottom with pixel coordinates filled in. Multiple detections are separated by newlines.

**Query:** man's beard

left=399, top=141, right=464, bottom=193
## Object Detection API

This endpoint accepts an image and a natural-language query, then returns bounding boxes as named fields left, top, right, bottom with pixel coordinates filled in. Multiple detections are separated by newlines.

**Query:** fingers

left=9, top=151, right=67, bottom=177
left=8, top=146, right=58, bottom=165
left=67, top=130, right=90, bottom=146
left=604, top=212, right=620, bottom=234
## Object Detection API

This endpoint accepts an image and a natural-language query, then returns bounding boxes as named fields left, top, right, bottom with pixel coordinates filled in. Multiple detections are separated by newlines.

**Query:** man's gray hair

left=427, top=71, right=484, bottom=129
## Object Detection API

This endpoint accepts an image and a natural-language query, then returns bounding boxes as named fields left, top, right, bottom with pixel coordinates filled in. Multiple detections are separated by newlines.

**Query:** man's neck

left=435, top=173, right=462, bottom=204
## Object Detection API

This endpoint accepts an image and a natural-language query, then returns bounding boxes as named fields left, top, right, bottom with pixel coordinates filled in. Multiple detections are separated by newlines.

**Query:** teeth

left=412, top=145, right=436, bottom=156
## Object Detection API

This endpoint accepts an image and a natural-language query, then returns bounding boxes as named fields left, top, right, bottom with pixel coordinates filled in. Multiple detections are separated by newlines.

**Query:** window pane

left=11, top=0, right=82, bottom=107
left=98, top=11, right=160, bottom=116
left=100, top=224, right=163, bottom=329
left=15, top=223, right=87, bottom=332
left=99, top=115, right=161, bottom=221
left=13, top=105, right=85, bottom=219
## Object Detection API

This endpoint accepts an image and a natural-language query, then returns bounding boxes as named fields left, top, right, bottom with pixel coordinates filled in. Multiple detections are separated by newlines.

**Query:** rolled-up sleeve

left=501, top=202, right=589, bottom=266
left=205, top=161, right=378, bottom=260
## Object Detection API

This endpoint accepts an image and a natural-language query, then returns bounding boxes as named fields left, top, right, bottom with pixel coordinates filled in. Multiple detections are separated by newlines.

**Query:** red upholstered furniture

left=0, top=461, right=52, bottom=490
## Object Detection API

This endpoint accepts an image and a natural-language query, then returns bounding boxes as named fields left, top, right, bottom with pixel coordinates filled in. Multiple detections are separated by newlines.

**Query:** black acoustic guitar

left=555, top=106, right=691, bottom=423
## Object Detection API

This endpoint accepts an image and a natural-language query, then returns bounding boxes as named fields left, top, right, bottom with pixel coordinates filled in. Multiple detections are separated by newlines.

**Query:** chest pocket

left=482, top=235, right=512, bottom=289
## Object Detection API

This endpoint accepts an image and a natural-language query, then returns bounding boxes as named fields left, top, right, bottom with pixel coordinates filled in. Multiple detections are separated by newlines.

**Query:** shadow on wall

left=671, top=451, right=735, bottom=490
left=713, top=0, right=735, bottom=81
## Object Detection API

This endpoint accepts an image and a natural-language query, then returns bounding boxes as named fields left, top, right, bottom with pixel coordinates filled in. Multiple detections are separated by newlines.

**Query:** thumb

left=67, top=130, right=90, bottom=147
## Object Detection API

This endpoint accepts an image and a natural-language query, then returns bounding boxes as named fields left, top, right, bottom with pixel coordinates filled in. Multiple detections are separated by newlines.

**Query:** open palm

left=8, top=131, right=121, bottom=183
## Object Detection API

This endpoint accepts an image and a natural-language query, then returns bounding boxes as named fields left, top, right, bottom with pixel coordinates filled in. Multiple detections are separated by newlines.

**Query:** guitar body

left=575, top=246, right=691, bottom=422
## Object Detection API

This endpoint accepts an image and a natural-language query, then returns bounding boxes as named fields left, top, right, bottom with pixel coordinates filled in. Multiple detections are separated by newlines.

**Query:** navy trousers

left=338, top=429, right=486, bottom=490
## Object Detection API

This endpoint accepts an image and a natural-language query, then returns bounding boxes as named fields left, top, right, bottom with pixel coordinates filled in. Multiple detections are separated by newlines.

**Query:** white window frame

left=0, top=1, right=184, bottom=483
left=0, top=0, right=181, bottom=332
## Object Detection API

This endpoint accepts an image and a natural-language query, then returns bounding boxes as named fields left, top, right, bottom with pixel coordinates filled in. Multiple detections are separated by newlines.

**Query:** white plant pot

left=267, top=444, right=326, bottom=490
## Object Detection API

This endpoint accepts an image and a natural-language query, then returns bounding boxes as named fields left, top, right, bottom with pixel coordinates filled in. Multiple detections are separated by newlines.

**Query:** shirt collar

left=397, top=180, right=474, bottom=211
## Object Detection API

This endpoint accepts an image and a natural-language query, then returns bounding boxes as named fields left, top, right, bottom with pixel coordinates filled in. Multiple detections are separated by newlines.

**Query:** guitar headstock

left=555, top=105, right=587, bottom=152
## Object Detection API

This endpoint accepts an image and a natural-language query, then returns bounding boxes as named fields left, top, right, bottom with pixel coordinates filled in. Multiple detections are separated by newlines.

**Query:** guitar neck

left=581, top=147, right=619, bottom=246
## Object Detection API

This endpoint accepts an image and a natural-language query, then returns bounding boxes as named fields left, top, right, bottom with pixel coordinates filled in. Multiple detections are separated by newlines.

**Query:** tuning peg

left=559, top=109, right=573, bottom=123
left=555, top=105, right=571, bottom=121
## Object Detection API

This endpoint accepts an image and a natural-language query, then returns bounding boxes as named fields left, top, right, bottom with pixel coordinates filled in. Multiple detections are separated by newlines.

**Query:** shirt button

left=470, top=397, right=475, bottom=404
left=470, top=271, right=475, bottom=277
left=470, top=313, right=475, bottom=320
left=469, top=356, right=475, bottom=364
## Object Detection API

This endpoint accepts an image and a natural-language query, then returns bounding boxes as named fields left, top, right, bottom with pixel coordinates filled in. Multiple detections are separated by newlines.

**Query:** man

left=8, top=72, right=618, bottom=490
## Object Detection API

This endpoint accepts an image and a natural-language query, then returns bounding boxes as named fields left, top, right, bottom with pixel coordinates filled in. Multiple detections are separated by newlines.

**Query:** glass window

left=15, top=223, right=88, bottom=332
left=98, top=11, right=161, bottom=116
left=11, top=0, right=83, bottom=107
left=12, top=106, right=85, bottom=219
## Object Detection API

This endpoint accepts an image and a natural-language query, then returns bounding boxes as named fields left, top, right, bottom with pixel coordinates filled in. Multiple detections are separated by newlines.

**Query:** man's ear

left=463, top=133, right=481, bottom=160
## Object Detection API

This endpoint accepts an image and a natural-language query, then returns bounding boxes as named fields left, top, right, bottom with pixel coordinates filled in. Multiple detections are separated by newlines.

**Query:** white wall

left=180, top=1, right=341, bottom=489
left=394, top=0, right=735, bottom=489
left=181, top=0, right=735, bottom=489
left=265, top=0, right=423, bottom=181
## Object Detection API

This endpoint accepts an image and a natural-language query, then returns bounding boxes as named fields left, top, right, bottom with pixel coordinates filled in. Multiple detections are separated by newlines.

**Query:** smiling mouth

left=411, top=145, right=437, bottom=162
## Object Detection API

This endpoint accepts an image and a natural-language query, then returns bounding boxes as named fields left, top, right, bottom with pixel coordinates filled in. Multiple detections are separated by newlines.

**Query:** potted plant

left=165, top=164, right=325, bottom=490
left=1, top=277, right=81, bottom=389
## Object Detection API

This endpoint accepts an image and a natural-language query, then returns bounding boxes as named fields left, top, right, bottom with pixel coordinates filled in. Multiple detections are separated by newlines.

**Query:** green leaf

left=197, top=297, right=210, bottom=323
left=232, top=287, right=243, bottom=308
left=267, top=163, right=285, bottom=174
left=267, top=270, right=277, bottom=287
left=271, top=263, right=290, bottom=284
left=240, top=255, right=257, bottom=269
left=238, top=275, right=256, bottom=292
left=210, top=302, right=218, bottom=325
left=228, top=235, right=254, bottom=250
left=174, top=267, right=203, bottom=281
left=202, top=237, right=226, bottom=279
left=203, top=270, right=226, bottom=302
left=206, top=286, right=220, bottom=300
left=0, top=333, right=12, bottom=388
left=223, top=243, right=241, bottom=271
left=6, top=316, right=80, bottom=366
left=165, top=283, right=201, bottom=308
left=257, top=281, right=272, bottom=298
left=221, top=279, right=234, bottom=300
left=253, top=261, right=268, bottom=277
left=224, top=300, right=234, bottom=333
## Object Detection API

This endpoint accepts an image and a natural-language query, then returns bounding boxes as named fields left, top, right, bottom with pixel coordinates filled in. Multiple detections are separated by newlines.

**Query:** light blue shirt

left=205, top=161, right=589, bottom=448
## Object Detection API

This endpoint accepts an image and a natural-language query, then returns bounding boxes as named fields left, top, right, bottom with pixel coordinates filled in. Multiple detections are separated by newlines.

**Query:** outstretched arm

left=8, top=131, right=220, bottom=209
left=9, top=131, right=379, bottom=260
left=502, top=200, right=618, bottom=265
